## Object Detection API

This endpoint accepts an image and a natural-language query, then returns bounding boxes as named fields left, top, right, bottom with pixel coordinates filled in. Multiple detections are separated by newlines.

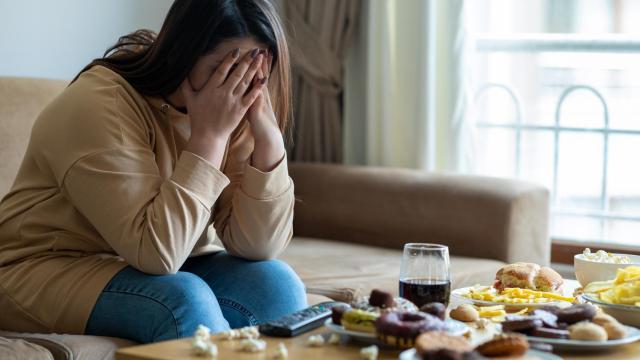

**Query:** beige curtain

left=284, top=0, right=361, bottom=162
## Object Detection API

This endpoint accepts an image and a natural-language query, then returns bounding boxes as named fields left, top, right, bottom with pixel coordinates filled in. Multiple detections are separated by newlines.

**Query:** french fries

left=463, top=286, right=575, bottom=305
left=585, top=266, right=640, bottom=307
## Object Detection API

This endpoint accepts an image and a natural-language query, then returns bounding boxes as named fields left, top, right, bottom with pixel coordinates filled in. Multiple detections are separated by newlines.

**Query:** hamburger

left=493, top=262, right=563, bottom=293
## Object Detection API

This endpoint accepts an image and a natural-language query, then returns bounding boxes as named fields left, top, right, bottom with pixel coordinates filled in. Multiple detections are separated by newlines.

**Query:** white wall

left=0, top=0, right=173, bottom=80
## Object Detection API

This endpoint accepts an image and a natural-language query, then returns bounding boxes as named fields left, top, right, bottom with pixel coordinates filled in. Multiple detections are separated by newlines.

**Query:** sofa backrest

left=0, top=77, right=67, bottom=197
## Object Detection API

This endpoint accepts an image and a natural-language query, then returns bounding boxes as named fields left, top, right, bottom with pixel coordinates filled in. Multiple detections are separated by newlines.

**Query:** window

left=468, top=0, right=640, bottom=247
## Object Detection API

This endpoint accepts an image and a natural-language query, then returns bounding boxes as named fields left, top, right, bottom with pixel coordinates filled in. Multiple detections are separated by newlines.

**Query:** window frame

left=473, top=33, right=640, bottom=257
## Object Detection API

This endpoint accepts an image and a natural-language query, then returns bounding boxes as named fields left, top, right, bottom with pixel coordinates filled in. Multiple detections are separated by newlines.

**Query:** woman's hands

left=246, top=52, right=287, bottom=172
left=182, top=48, right=266, bottom=169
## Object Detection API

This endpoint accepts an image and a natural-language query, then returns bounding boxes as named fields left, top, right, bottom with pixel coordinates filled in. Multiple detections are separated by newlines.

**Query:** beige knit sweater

left=0, top=66, right=294, bottom=334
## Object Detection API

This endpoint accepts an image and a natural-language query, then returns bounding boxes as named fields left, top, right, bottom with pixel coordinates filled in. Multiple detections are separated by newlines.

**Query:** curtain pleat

left=285, top=0, right=361, bottom=163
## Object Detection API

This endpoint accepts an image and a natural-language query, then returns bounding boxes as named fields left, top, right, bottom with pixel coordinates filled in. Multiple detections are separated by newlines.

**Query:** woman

left=0, top=0, right=307, bottom=343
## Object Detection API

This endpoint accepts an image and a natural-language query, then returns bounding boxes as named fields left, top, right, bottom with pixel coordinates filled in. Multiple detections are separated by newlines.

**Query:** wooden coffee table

left=115, top=326, right=640, bottom=360
left=116, top=280, right=640, bottom=360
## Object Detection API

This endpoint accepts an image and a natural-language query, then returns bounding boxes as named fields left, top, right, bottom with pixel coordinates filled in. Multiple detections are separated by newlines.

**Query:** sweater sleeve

left=63, top=150, right=229, bottom=274
left=212, top=155, right=295, bottom=260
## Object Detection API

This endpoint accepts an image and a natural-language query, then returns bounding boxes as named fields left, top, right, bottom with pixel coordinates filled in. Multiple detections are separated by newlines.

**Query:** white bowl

left=574, top=253, right=640, bottom=287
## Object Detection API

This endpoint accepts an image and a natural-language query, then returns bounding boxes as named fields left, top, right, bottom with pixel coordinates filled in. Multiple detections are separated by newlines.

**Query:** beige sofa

left=0, top=77, right=550, bottom=359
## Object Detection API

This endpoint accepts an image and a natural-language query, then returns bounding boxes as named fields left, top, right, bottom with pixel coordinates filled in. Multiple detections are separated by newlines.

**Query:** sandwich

left=493, top=262, right=563, bottom=293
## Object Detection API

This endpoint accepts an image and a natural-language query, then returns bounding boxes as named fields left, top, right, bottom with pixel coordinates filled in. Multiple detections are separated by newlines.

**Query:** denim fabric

left=84, top=252, right=307, bottom=343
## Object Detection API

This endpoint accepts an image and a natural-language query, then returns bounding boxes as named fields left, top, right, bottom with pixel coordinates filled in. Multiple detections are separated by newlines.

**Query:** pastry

left=420, top=302, right=447, bottom=320
left=556, top=304, right=597, bottom=325
left=331, top=304, right=351, bottom=325
left=501, top=316, right=543, bottom=333
left=449, top=304, right=479, bottom=322
left=603, top=321, right=626, bottom=340
left=530, top=327, right=569, bottom=339
left=342, top=309, right=379, bottom=333
left=493, top=262, right=563, bottom=293
left=475, top=334, right=529, bottom=357
left=415, top=331, right=473, bottom=356
left=375, top=311, right=446, bottom=348
left=592, top=313, right=618, bottom=327
left=369, top=289, right=395, bottom=308
left=568, top=321, right=607, bottom=341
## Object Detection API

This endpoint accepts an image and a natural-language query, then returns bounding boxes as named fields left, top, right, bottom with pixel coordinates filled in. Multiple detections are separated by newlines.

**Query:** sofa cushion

left=0, top=336, right=53, bottom=360
left=280, top=237, right=505, bottom=301
left=0, top=331, right=136, bottom=360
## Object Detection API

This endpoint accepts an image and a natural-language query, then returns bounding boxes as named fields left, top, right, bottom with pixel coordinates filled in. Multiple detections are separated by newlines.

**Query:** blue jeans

left=84, top=252, right=307, bottom=343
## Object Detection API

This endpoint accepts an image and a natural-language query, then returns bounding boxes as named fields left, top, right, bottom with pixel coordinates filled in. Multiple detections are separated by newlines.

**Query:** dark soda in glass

left=399, top=278, right=451, bottom=307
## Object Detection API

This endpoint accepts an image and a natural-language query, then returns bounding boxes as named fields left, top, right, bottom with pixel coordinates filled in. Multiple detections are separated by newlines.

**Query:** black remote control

left=258, top=301, right=346, bottom=337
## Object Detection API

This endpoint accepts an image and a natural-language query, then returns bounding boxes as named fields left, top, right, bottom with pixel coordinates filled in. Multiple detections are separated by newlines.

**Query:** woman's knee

left=249, top=260, right=306, bottom=296
left=154, top=272, right=230, bottom=337
left=239, top=259, right=308, bottom=315
left=87, top=270, right=229, bottom=343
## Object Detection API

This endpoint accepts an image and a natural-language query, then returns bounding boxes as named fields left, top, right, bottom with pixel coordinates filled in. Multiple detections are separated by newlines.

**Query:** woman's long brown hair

left=74, top=0, right=291, bottom=134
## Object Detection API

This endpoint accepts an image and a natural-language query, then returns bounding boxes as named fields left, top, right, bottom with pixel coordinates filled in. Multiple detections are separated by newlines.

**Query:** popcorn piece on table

left=191, top=325, right=218, bottom=358
left=306, top=334, right=325, bottom=347
left=221, top=326, right=260, bottom=340
left=360, top=345, right=379, bottom=360
left=273, top=342, right=288, bottom=359
left=239, top=338, right=267, bottom=352
left=328, top=333, right=341, bottom=345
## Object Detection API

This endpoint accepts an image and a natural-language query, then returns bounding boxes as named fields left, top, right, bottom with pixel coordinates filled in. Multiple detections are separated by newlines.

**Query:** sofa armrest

left=289, top=163, right=551, bottom=265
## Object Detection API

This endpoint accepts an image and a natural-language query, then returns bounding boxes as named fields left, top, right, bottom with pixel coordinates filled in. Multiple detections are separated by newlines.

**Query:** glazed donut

left=375, top=311, right=445, bottom=348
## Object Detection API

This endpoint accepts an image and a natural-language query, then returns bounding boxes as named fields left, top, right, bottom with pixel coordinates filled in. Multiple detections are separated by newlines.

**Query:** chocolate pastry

left=530, top=327, right=570, bottom=339
left=331, top=304, right=351, bottom=325
left=420, top=302, right=447, bottom=320
left=532, top=309, right=558, bottom=328
left=376, top=312, right=446, bottom=348
left=369, top=289, right=395, bottom=308
left=556, top=304, right=597, bottom=325
left=538, top=305, right=561, bottom=315
left=501, top=316, right=543, bottom=333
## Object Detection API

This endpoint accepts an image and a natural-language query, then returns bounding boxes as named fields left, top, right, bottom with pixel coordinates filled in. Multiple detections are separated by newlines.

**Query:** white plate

left=399, top=348, right=561, bottom=360
left=451, top=286, right=569, bottom=309
left=324, top=318, right=469, bottom=343
left=526, top=325, right=640, bottom=351
left=582, top=294, right=640, bottom=327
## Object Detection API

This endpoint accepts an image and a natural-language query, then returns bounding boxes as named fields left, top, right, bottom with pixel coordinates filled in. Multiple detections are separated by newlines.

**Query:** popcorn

left=273, top=342, right=288, bottom=359
left=220, top=326, right=260, bottom=340
left=305, top=334, right=325, bottom=347
left=191, top=325, right=218, bottom=358
left=328, top=333, right=341, bottom=345
left=360, top=345, right=379, bottom=360
left=582, top=248, right=631, bottom=264
left=239, top=338, right=266, bottom=352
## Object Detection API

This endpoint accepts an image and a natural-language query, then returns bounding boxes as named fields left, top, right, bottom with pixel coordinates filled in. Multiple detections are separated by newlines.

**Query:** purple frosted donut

left=375, top=311, right=446, bottom=348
